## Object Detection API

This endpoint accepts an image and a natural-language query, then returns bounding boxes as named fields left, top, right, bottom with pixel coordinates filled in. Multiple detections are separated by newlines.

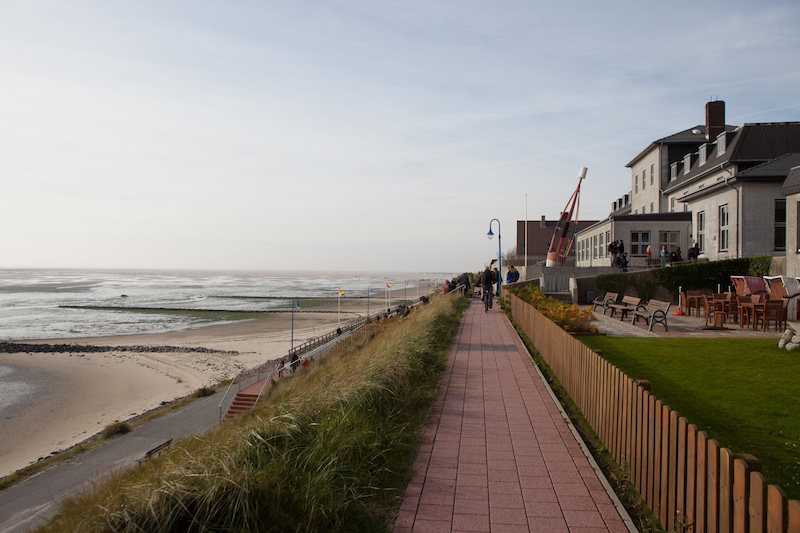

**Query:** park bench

left=591, top=292, right=619, bottom=313
left=137, top=438, right=172, bottom=463
left=606, top=296, right=641, bottom=320
left=631, top=299, right=671, bottom=331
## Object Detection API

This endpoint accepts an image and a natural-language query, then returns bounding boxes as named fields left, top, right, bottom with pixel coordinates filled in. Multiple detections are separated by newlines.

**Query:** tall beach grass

left=37, top=293, right=467, bottom=533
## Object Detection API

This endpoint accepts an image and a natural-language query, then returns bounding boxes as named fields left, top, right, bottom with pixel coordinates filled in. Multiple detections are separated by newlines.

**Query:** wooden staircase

left=224, top=378, right=269, bottom=420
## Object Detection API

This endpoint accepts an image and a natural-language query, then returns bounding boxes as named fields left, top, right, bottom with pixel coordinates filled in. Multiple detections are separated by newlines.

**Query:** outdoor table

left=739, top=301, right=764, bottom=329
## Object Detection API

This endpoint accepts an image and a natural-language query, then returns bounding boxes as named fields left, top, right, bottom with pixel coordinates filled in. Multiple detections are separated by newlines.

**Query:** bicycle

left=483, top=288, right=493, bottom=312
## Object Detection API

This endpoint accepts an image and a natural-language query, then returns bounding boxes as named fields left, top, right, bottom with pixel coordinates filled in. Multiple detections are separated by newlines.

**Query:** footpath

left=0, top=393, right=222, bottom=533
left=394, top=300, right=636, bottom=532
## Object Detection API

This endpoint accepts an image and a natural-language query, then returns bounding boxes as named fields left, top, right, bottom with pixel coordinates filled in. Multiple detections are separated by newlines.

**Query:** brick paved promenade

left=394, top=300, right=636, bottom=532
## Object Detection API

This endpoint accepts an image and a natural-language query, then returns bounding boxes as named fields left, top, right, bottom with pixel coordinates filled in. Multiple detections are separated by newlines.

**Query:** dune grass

left=36, top=294, right=467, bottom=532
left=577, top=336, right=800, bottom=501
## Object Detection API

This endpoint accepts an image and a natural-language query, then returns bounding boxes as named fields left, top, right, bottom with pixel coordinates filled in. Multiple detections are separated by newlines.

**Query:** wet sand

left=0, top=303, right=368, bottom=478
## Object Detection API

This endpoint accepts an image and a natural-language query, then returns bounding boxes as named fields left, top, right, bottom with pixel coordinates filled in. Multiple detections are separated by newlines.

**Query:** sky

left=2, top=1, right=799, bottom=273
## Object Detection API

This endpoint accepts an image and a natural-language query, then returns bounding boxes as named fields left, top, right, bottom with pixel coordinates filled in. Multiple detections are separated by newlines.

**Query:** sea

left=0, top=269, right=451, bottom=418
left=0, top=268, right=450, bottom=341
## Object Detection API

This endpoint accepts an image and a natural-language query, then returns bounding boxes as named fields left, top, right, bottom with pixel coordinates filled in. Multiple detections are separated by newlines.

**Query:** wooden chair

left=702, top=295, right=716, bottom=326
left=758, top=299, right=787, bottom=332
left=736, top=295, right=752, bottom=327
left=726, top=296, right=739, bottom=324
left=679, top=291, right=690, bottom=315
left=687, top=290, right=703, bottom=316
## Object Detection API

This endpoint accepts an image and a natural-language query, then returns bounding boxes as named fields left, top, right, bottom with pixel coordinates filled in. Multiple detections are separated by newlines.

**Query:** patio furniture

left=592, top=292, right=619, bottom=314
left=702, top=295, right=717, bottom=327
left=631, top=299, right=671, bottom=332
left=607, top=296, right=642, bottom=321
left=756, top=299, right=787, bottom=332
left=686, top=290, right=703, bottom=316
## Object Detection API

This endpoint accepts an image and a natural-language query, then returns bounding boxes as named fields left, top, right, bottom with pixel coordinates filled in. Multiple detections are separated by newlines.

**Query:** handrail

left=218, top=300, right=430, bottom=423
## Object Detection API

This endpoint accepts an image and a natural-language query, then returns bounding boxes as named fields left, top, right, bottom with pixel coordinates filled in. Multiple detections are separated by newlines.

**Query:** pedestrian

left=660, top=245, right=667, bottom=267
left=646, top=244, right=652, bottom=265
left=278, top=358, right=285, bottom=377
left=619, top=253, right=629, bottom=273
left=290, top=351, right=299, bottom=373
left=480, top=265, right=496, bottom=309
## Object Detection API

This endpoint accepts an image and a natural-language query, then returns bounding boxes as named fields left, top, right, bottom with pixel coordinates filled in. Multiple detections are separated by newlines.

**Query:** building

left=576, top=101, right=800, bottom=268
left=781, top=165, right=800, bottom=278
left=513, top=216, right=599, bottom=266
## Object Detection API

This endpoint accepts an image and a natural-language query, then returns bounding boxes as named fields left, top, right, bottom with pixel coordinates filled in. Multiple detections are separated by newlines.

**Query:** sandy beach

left=0, top=303, right=368, bottom=478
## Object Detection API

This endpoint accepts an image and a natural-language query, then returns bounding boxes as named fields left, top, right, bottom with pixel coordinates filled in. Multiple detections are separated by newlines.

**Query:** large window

left=719, top=204, right=729, bottom=251
left=651, top=164, right=655, bottom=185
left=642, top=169, right=646, bottom=190
left=775, top=199, right=786, bottom=251
left=635, top=175, right=639, bottom=193
left=630, top=231, right=651, bottom=255
left=697, top=211, right=706, bottom=252
left=605, top=231, right=611, bottom=257
left=659, top=231, right=680, bottom=254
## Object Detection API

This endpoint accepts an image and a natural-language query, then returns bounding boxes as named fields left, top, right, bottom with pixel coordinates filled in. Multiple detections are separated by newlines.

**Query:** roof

left=664, top=123, right=800, bottom=192
left=781, top=165, right=800, bottom=196
left=738, top=153, right=800, bottom=179
left=626, top=125, right=737, bottom=168
left=576, top=212, right=691, bottom=235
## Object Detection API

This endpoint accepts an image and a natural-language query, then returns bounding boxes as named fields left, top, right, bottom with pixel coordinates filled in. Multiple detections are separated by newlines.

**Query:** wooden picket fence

left=508, top=293, right=800, bottom=533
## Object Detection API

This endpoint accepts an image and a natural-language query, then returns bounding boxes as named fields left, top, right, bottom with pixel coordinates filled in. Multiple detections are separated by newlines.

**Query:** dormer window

left=699, top=144, right=707, bottom=165
left=683, top=154, right=692, bottom=175
left=671, top=162, right=678, bottom=181
left=717, top=131, right=726, bottom=154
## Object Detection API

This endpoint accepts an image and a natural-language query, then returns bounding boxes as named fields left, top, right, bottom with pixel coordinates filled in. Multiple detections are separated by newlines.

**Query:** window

left=697, top=211, right=705, bottom=252
left=605, top=231, right=611, bottom=256
left=699, top=144, right=707, bottom=165
left=671, top=197, right=675, bottom=212
left=775, top=199, right=786, bottom=251
left=650, top=202, right=655, bottom=213
left=717, top=132, right=726, bottom=154
left=719, top=204, right=729, bottom=251
left=651, top=164, right=655, bottom=185
left=630, top=231, right=651, bottom=255
left=635, top=175, right=639, bottom=193
left=593, top=235, right=598, bottom=259
left=659, top=231, right=680, bottom=254
left=642, top=205, right=646, bottom=214
left=684, top=154, right=692, bottom=175
left=642, top=169, right=646, bottom=190
left=599, top=233, right=605, bottom=258
left=671, top=163, right=678, bottom=181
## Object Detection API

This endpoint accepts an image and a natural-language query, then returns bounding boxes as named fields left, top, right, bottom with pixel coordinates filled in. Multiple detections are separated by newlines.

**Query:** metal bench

left=607, top=295, right=641, bottom=320
left=592, top=292, right=619, bottom=314
left=631, top=299, right=671, bottom=331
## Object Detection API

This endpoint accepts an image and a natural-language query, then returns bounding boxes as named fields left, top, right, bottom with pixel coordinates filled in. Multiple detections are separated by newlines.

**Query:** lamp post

left=487, top=218, right=502, bottom=297
left=290, top=297, right=300, bottom=353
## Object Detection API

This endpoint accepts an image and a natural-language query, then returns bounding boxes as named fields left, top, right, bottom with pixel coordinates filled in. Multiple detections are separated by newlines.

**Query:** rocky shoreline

left=0, top=341, right=237, bottom=355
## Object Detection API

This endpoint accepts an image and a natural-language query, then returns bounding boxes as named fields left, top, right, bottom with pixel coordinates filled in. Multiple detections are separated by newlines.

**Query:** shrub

left=102, top=421, right=131, bottom=439
left=193, top=387, right=216, bottom=398
left=508, top=285, right=596, bottom=334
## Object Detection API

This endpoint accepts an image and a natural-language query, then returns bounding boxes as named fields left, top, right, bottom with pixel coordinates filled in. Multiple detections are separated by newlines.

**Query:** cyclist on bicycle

left=480, top=266, right=497, bottom=311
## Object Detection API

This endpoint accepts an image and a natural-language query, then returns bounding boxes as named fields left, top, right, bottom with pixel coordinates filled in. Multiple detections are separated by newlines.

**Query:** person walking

left=660, top=245, right=668, bottom=267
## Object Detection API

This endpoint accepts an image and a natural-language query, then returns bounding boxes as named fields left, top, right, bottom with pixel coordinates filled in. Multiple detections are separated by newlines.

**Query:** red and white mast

left=546, top=167, right=587, bottom=267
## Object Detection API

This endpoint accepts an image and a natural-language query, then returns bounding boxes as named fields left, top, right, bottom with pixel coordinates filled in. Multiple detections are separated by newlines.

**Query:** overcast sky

left=2, top=1, right=799, bottom=273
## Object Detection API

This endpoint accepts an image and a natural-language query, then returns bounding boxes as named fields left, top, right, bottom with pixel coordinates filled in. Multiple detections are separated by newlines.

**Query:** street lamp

left=290, top=297, right=301, bottom=353
left=487, top=218, right=502, bottom=297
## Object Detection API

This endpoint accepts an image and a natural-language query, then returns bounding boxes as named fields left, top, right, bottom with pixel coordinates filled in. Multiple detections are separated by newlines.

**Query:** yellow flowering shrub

left=509, top=285, right=597, bottom=334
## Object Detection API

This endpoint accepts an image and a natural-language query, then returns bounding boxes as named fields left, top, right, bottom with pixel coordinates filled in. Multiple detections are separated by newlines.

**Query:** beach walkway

left=393, top=300, right=635, bottom=533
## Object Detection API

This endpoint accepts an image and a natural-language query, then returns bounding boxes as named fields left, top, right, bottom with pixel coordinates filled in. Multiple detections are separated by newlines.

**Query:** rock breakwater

left=0, top=341, right=237, bottom=355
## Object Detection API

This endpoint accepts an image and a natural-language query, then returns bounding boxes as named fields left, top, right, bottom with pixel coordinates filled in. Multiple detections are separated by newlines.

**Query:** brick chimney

left=540, top=215, right=546, bottom=228
left=706, top=100, right=725, bottom=141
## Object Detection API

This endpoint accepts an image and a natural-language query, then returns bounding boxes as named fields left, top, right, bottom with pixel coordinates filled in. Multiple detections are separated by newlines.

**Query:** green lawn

left=576, top=336, right=800, bottom=501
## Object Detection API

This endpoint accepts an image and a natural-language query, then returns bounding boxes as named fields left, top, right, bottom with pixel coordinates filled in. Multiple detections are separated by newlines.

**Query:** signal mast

left=546, top=167, right=587, bottom=267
